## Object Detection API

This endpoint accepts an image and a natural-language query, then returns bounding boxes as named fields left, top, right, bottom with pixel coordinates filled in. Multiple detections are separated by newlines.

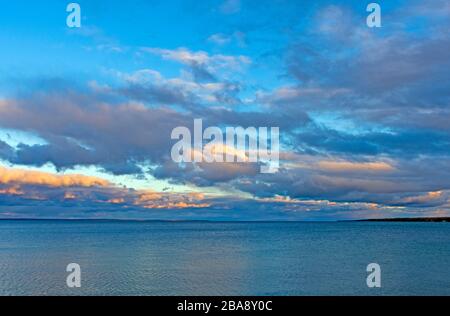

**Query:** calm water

left=0, top=220, right=449, bottom=296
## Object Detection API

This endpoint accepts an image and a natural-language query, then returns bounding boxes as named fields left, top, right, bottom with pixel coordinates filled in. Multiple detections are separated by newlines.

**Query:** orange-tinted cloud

left=0, top=167, right=212, bottom=210
left=140, top=201, right=211, bottom=209
left=134, top=190, right=210, bottom=209
left=0, top=185, right=23, bottom=195
left=402, top=191, right=443, bottom=204
left=107, top=198, right=126, bottom=204
left=0, top=167, right=110, bottom=188
left=64, top=192, right=77, bottom=200
left=317, top=161, right=394, bottom=172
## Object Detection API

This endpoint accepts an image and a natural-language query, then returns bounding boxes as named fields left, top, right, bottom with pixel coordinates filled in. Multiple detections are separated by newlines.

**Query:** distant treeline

left=359, top=217, right=450, bottom=222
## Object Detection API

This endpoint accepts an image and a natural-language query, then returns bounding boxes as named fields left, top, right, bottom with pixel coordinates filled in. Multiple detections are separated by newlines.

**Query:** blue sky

left=0, top=0, right=449, bottom=220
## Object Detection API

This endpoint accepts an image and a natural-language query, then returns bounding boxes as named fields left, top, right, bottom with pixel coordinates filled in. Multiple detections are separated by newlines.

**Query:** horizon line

left=0, top=217, right=449, bottom=223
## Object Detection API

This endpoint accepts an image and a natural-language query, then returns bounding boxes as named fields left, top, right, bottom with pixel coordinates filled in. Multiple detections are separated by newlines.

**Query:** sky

left=0, top=0, right=449, bottom=221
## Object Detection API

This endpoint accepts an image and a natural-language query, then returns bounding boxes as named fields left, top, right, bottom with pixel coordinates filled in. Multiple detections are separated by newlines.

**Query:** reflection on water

left=0, top=220, right=449, bottom=295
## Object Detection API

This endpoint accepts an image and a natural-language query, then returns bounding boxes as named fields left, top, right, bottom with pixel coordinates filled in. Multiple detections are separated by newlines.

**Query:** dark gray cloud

left=291, top=123, right=450, bottom=157
left=0, top=83, right=302, bottom=180
left=1, top=70, right=449, bottom=206
left=0, top=140, right=14, bottom=161
left=269, top=2, right=450, bottom=139
left=0, top=89, right=193, bottom=175
left=153, top=159, right=261, bottom=187
left=119, top=83, right=192, bottom=105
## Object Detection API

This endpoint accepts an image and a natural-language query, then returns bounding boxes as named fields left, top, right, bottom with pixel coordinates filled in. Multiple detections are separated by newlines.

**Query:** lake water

left=0, top=220, right=449, bottom=296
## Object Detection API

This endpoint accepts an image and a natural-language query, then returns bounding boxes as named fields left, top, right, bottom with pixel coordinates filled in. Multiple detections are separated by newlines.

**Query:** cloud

left=219, top=0, right=241, bottom=14
left=0, top=78, right=300, bottom=181
left=315, top=5, right=354, bottom=39
left=279, top=2, right=450, bottom=130
left=395, top=191, right=447, bottom=207
left=142, top=47, right=250, bottom=82
left=0, top=91, right=193, bottom=175
left=316, top=161, right=395, bottom=173
left=208, top=33, right=231, bottom=45
left=407, top=0, right=450, bottom=18
left=1, top=78, right=449, bottom=212
left=0, top=185, right=23, bottom=196
left=207, top=32, right=246, bottom=47
left=64, top=192, right=77, bottom=200
left=0, top=1, right=449, bottom=220
left=0, top=166, right=213, bottom=214
left=0, top=166, right=110, bottom=188
left=257, top=86, right=351, bottom=105
left=291, top=123, right=450, bottom=157
left=153, top=160, right=260, bottom=187
left=0, top=163, right=448, bottom=221
left=134, top=190, right=211, bottom=209
left=0, top=139, right=14, bottom=160
left=118, top=69, right=243, bottom=106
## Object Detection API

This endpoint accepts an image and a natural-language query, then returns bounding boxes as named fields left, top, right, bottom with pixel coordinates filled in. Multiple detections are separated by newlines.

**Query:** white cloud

left=143, top=47, right=250, bottom=70
left=208, top=33, right=231, bottom=45
left=220, top=0, right=241, bottom=14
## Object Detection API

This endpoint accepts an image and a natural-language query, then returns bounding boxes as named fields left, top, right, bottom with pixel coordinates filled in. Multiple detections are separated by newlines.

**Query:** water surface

left=0, top=220, right=449, bottom=295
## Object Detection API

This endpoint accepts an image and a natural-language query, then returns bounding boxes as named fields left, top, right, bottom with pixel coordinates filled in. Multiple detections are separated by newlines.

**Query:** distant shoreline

left=0, top=217, right=449, bottom=223
left=357, top=217, right=449, bottom=222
